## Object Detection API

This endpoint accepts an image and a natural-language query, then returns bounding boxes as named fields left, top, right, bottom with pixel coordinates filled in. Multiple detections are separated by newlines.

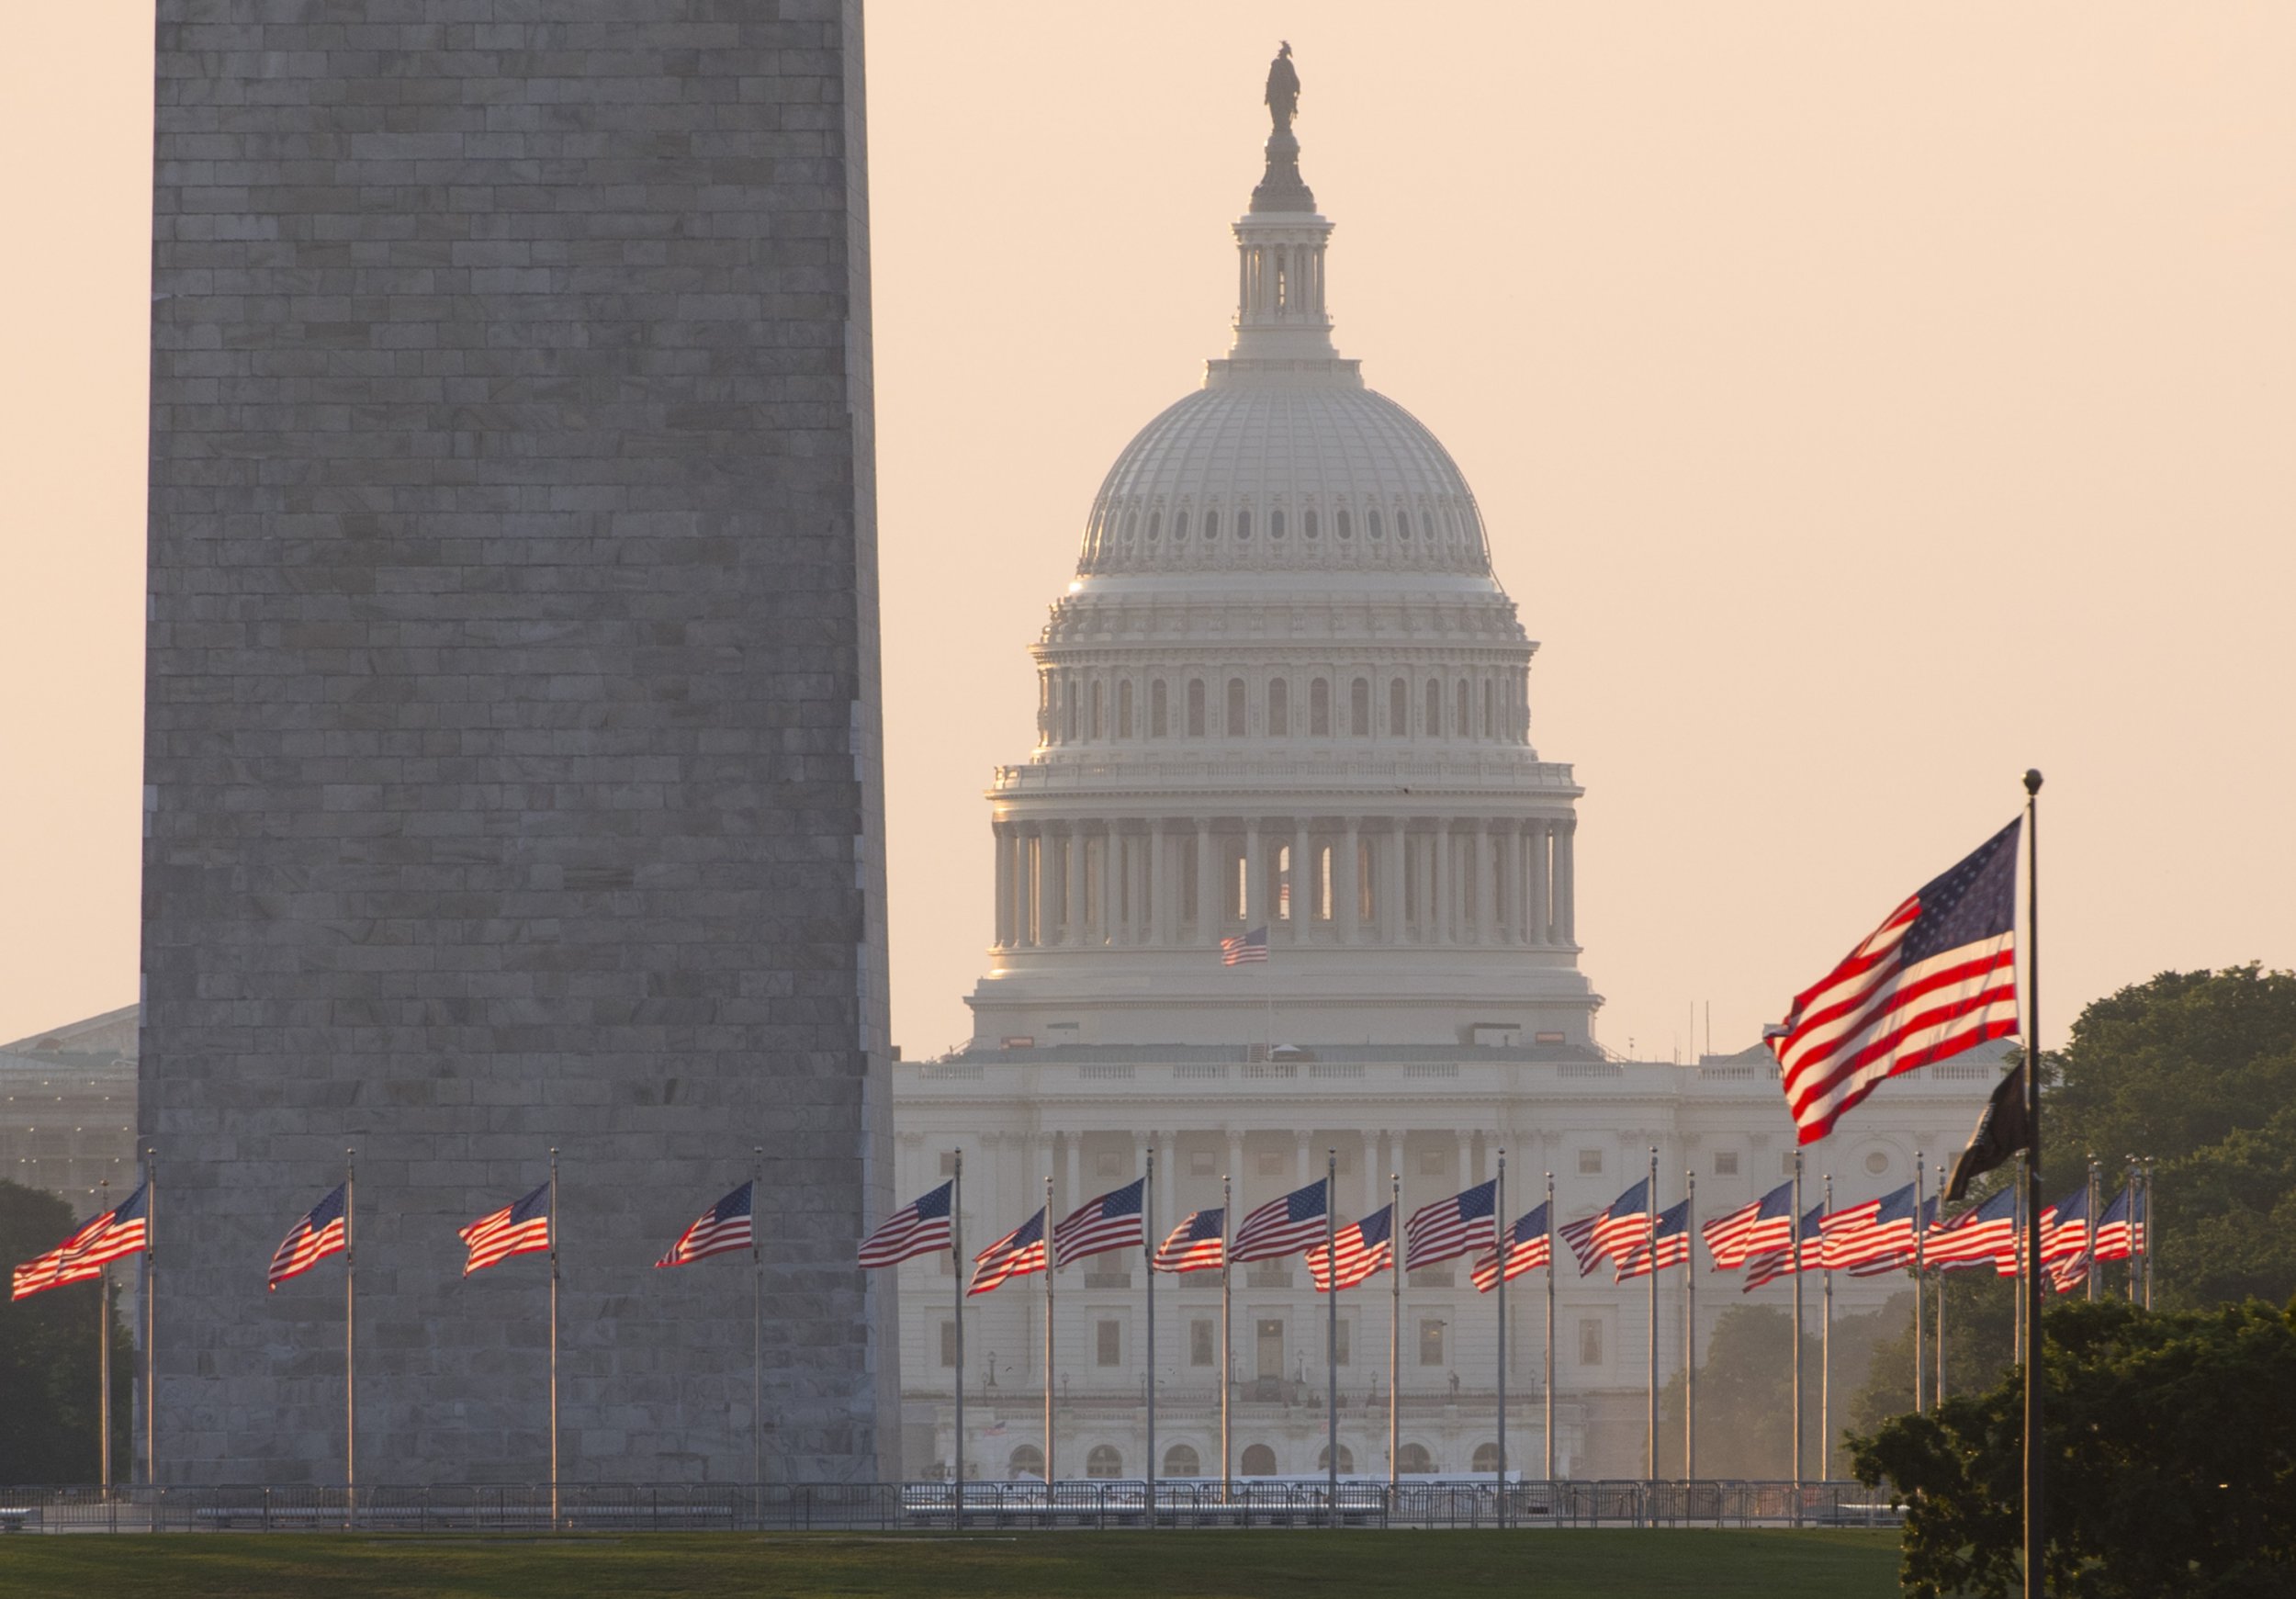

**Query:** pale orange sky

left=4, top=6, right=2291, bottom=1061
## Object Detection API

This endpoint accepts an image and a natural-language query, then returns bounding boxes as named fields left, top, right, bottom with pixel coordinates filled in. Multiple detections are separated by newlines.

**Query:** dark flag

left=1945, top=1061, right=2033, bottom=1201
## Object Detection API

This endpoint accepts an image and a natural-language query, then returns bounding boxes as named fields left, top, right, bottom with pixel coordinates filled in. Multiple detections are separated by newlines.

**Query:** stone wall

left=141, top=0, right=894, bottom=1485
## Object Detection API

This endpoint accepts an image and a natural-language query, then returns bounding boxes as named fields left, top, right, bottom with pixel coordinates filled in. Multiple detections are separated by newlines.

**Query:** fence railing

left=0, top=1479, right=1899, bottom=1535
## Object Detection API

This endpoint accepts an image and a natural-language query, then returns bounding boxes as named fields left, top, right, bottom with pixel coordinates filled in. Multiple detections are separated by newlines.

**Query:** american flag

left=1846, top=1198, right=1938, bottom=1278
left=1404, top=1180, right=1496, bottom=1271
left=268, top=1184, right=348, bottom=1290
left=2038, top=1187, right=2090, bottom=1263
left=1308, top=1205, right=1393, bottom=1291
left=1154, top=1207, right=1225, bottom=1274
left=2090, top=1187, right=2135, bottom=1262
left=967, top=1209, right=1047, bottom=1297
left=1471, top=1201, right=1553, bottom=1291
left=1743, top=1205, right=1828, bottom=1290
left=655, top=1180, right=755, bottom=1268
left=1054, top=1179, right=1144, bottom=1267
left=1926, top=1186, right=2018, bottom=1271
left=1580, top=1178, right=1653, bottom=1276
left=857, top=1179, right=955, bottom=1268
left=1220, top=926, right=1269, bottom=966
left=459, top=1183, right=552, bottom=1276
left=1230, top=1177, right=1328, bottom=1263
left=1558, top=1211, right=1603, bottom=1275
left=1771, top=819, right=2023, bottom=1144
left=1818, top=1185, right=1915, bottom=1272
left=1615, top=1199, right=1694, bottom=1281
left=10, top=1185, right=149, bottom=1301
left=1702, top=1180, right=1795, bottom=1270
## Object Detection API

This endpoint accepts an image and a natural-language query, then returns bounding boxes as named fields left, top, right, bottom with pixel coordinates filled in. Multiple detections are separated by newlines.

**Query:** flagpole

left=1685, top=1168, right=1696, bottom=1484
left=2141, top=1155, right=2154, bottom=1311
left=2020, top=768, right=2044, bottom=1599
left=98, top=1177, right=110, bottom=1494
left=1043, top=1173, right=1054, bottom=1491
left=1144, top=1145, right=1156, bottom=1529
left=1645, top=1146, right=1658, bottom=1486
left=1914, top=1151, right=1927, bottom=1415
left=2085, top=1156, right=2099, bottom=1303
left=144, top=1151, right=156, bottom=1491
left=1388, top=1168, right=1399, bottom=1493
left=1324, top=1147, right=1337, bottom=1526
left=1791, top=1149, right=1804, bottom=1493
left=548, top=1147, right=560, bottom=1526
left=1221, top=1172, right=1232, bottom=1504
left=2011, top=1155, right=2025, bottom=1361
left=2124, top=1154, right=2138, bottom=1306
left=345, top=1147, right=356, bottom=1526
left=1495, top=1149, right=1507, bottom=1520
left=1544, top=1170, right=1555, bottom=1484
left=1822, top=1173, right=1834, bottom=1481
left=1936, top=1251, right=1947, bottom=1406
left=752, top=1145, right=765, bottom=1498
left=952, top=1150, right=964, bottom=1526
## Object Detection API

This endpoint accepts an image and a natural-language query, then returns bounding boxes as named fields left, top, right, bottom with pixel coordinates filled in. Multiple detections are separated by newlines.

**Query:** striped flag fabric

left=1743, top=1206, right=1828, bottom=1290
left=1404, top=1180, right=1496, bottom=1271
left=1702, top=1180, right=1795, bottom=1270
left=1581, top=1178, right=1653, bottom=1276
left=2039, top=1187, right=2091, bottom=1264
left=655, top=1181, right=755, bottom=1268
left=268, top=1184, right=349, bottom=1290
left=1819, top=1185, right=1916, bottom=1272
left=2090, top=1188, right=2135, bottom=1262
left=1615, top=1199, right=1693, bottom=1281
left=1771, top=818, right=2023, bottom=1144
left=967, top=1209, right=1048, bottom=1297
left=1846, top=1198, right=1938, bottom=1278
left=1926, top=1186, right=2018, bottom=1271
left=1230, top=1177, right=1328, bottom=1263
left=857, top=1180, right=955, bottom=1268
left=1308, top=1205, right=1393, bottom=1291
left=1154, top=1208, right=1226, bottom=1274
left=1559, top=1211, right=1603, bottom=1276
left=10, top=1186, right=148, bottom=1301
left=1053, top=1179, right=1145, bottom=1267
left=1220, top=926, right=1270, bottom=966
left=459, top=1183, right=551, bottom=1276
left=1472, top=1201, right=1553, bottom=1291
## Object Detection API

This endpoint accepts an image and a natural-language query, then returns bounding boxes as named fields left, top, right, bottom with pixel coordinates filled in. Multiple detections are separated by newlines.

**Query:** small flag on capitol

left=1771, top=818, right=2023, bottom=1144
left=1472, top=1201, right=1553, bottom=1292
left=1308, top=1205, right=1393, bottom=1291
left=968, top=1209, right=1048, bottom=1297
left=1220, top=926, right=1269, bottom=966
left=1404, top=1180, right=1496, bottom=1271
left=857, top=1180, right=954, bottom=1268
left=1614, top=1199, right=1693, bottom=1281
left=10, top=1185, right=150, bottom=1301
left=1702, top=1179, right=1796, bottom=1270
left=268, top=1184, right=349, bottom=1290
left=656, top=1181, right=755, bottom=1268
left=1054, top=1179, right=1145, bottom=1267
left=459, top=1183, right=551, bottom=1276
left=1230, top=1177, right=1328, bottom=1262
left=1154, top=1208, right=1225, bottom=1273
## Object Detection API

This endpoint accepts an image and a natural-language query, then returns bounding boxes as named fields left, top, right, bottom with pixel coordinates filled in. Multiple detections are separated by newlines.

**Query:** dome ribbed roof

left=1076, top=381, right=1491, bottom=577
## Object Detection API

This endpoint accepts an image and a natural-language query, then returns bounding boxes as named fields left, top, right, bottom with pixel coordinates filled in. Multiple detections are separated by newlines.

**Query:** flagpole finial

left=2024, top=769, right=2043, bottom=794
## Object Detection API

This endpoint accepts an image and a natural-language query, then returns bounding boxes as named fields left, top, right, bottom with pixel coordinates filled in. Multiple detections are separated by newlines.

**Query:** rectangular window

left=1319, top=846, right=1333, bottom=920
left=1097, top=1320, right=1121, bottom=1368
left=1579, top=1318, right=1604, bottom=1367
left=1578, top=1148, right=1604, bottom=1176
left=940, top=1320, right=960, bottom=1368
left=1418, top=1319, right=1446, bottom=1367
left=1190, top=1319, right=1216, bottom=1367
left=1714, top=1150, right=1739, bottom=1177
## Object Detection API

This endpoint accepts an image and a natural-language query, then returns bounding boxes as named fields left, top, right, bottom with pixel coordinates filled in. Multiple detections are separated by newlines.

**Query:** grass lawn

left=0, top=1528, right=1904, bottom=1598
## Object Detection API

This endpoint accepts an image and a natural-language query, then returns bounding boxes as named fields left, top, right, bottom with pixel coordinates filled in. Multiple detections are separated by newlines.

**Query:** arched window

left=1269, top=509, right=1286, bottom=540
left=1122, top=510, right=1138, bottom=548
left=1086, top=1445, right=1123, bottom=1480
left=1164, top=1444, right=1200, bottom=1478
left=1147, top=511, right=1161, bottom=543
left=1482, top=680, right=1494, bottom=738
left=1008, top=1445, right=1044, bottom=1481
left=1303, top=509, right=1319, bottom=540
left=1150, top=679, right=1168, bottom=738
left=1236, top=510, right=1253, bottom=541
left=1175, top=510, right=1190, bottom=543
left=1471, top=1443, right=1503, bottom=1473
left=1396, top=510, right=1412, bottom=541
left=1368, top=508, right=1384, bottom=539
left=1118, top=679, right=1133, bottom=738
left=1203, top=510, right=1220, bottom=543
left=1241, top=1444, right=1278, bottom=1478
left=1317, top=1444, right=1355, bottom=1473
left=1396, top=1444, right=1434, bottom=1475
left=1318, top=844, right=1334, bottom=920
left=1350, top=677, right=1370, bottom=737
left=1456, top=680, right=1470, bottom=736
left=1336, top=509, right=1352, bottom=540
left=1390, top=678, right=1408, bottom=737
left=1424, top=679, right=1442, bottom=737
left=1091, top=680, right=1105, bottom=739
left=1267, top=677, right=1289, bottom=737
left=1311, top=678, right=1331, bottom=736
left=1277, top=844, right=1293, bottom=921
left=1226, top=678, right=1247, bottom=738
left=1187, top=679, right=1206, bottom=737
left=1064, top=680, right=1078, bottom=742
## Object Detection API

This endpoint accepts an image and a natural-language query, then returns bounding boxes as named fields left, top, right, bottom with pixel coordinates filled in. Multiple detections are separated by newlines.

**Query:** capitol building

left=888, top=71, right=1995, bottom=1483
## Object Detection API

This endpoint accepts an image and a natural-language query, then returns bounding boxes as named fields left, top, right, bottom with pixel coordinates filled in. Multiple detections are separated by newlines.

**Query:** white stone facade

left=894, top=101, right=1989, bottom=1483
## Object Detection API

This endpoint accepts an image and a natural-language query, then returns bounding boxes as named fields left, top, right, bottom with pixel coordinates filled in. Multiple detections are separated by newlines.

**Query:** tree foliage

left=1656, top=1298, right=1902, bottom=1478
left=0, top=1178, right=137, bottom=1484
left=1846, top=1256, right=2020, bottom=1437
left=1851, top=1297, right=2296, bottom=1599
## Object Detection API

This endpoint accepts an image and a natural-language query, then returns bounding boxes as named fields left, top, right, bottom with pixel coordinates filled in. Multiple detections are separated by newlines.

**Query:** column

left=1128, top=828, right=1146, bottom=946
left=1064, top=825, right=1086, bottom=945
left=1035, top=827, right=1059, bottom=949
left=1197, top=819, right=1218, bottom=944
left=1456, top=1131, right=1473, bottom=1189
left=1387, top=819, right=1405, bottom=944
left=1556, top=818, right=1577, bottom=945
left=1339, top=819, right=1361, bottom=944
left=1361, top=1132, right=1380, bottom=1216
left=1226, top=1127, right=1245, bottom=1203
left=1244, top=820, right=1265, bottom=929
left=1433, top=826, right=1452, bottom=945
left=1150, top=823, right=1170, bottom=946
left=1475, top=820, right=1495, bottom=945
left=1504, top=823, right=1525, bottom=946
left=1527, top=820, right=1549, bottom=947
left=1100, top=822, right=1119, bottom=946
left=1064, top=1132, right=1082, bottom=1219
left=993, top=824, right=1013, bottom=947
left=1292, top=819, right=1311, bottom=944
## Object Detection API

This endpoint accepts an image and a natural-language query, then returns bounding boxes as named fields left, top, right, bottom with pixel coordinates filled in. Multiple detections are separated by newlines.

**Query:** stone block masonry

left=141, top=1, right=895, bottom=1485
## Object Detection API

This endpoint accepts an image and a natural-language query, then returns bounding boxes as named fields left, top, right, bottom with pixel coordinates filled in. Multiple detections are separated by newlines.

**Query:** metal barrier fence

left=0, top=1480, right=1899, bottom=1535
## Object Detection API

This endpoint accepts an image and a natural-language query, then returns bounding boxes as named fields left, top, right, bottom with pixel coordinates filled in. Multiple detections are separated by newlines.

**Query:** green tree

left=1851, top=1297, right=2296, bottom=1599
left=1846, top=1246, right=2021, bottom=1436
left=0, top=1178, right=136, bottom=1484
left=1656, top=1298, right=1904, bottom=1478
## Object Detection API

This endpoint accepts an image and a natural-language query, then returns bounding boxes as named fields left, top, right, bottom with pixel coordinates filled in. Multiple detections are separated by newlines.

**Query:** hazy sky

left=4, top=6, right=2290, bottom=1061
